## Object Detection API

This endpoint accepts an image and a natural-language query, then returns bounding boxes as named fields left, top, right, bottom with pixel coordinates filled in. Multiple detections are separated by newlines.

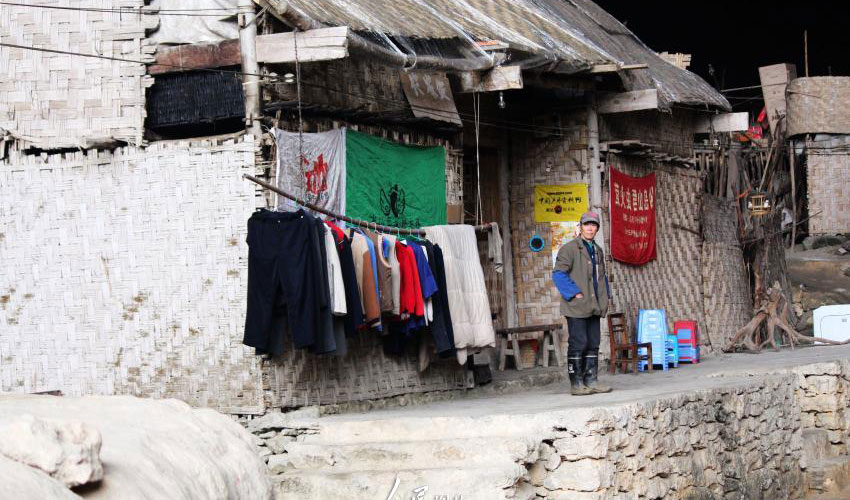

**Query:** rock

left=267, top=454, right=293, bottom=474
left=246, top=407, right=320, bottom=434
left=0, top=395, right=272, bottom=500
left=553, top=435, right=609, bottom=461
left=543, top=458, right=613, bottom=492
left=545, top=451, right=562, bottom=471
left=528, top=461, right=546, bottom=486
left=0, top=414, right=102, bottom=487
left=0, top=454, right=81, bottom=499
left=805, top=235, right=845, bottom=250
left=266, top=434, right=296, bottom=454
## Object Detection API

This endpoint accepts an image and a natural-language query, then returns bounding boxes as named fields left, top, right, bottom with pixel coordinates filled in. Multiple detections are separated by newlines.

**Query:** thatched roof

left=280, top=0, right=730, bottom=110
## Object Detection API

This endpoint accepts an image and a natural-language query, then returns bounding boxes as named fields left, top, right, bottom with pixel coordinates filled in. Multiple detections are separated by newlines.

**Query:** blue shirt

left=582, top=239, right=599, bottom=297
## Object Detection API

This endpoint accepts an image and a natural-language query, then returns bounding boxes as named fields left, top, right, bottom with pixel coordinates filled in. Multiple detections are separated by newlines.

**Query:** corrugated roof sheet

left=282, top=0, right=730, bottom=110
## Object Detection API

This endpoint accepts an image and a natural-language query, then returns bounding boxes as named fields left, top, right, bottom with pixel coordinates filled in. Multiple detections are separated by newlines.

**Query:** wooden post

left=587, top=95, right=603, bottom=214
left=499, top=133, right=518, bottom=328
left=238, top=0, right=262, bottom=138
left=790, top=142, right=797, bottom=252
left=804, top=30, right=809, bottom=77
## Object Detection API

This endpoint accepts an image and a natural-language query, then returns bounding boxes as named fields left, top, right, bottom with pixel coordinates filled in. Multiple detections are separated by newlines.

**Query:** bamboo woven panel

left=0, top=0, right=155, bottom=149
left=0, top=137, right=264, bottom=414
left=787, top=77, right=850, bottom=137
left=508, top=115, right=588, bottom=329
left=604, top=156, right=707, bottom=347
left=266, top=333, right=469, bottom=408
left=806, top=136, right=850, bottom=234
left=701, top=195, right=751, bottom=349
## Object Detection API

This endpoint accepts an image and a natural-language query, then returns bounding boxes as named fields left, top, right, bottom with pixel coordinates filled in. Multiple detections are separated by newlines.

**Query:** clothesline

left=243, top=174, right=496, bottom=235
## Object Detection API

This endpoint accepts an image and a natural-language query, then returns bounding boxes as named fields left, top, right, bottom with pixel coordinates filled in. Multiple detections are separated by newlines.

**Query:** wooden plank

left=758, top=63, right=797, bottom=132
left=597, top=89, right=658, bottom=114
left=457, top=65, right=523, bottom=93
left=399, top=71, right=461, bottom=125
left=695, top=112, right=750, bottom=133
left=588, top=63, right=648, bottom=74
left=256, top=26, right=349, bottom=64
left=149, top=39, right=241, bottom=75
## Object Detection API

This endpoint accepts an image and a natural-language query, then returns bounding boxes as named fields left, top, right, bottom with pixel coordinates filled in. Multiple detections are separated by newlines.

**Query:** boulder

left=0, top=454, right=81, bottom=499
left=804, top=235, right=845, bottom=250
left=0, top=414, right=102, bottom=487
left=0, top=395, right=272, bottom=500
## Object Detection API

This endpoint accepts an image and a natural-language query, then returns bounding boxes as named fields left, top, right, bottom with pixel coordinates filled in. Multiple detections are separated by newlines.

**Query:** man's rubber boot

left=568, top=355, right=592, bottom=396
left=583, top=353, right=612, bottom=394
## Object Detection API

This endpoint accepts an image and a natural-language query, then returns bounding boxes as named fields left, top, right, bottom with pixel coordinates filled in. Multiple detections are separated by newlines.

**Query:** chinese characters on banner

left=609, top=168, right=657, bottom=265
left=534, top=184, right=588, bottom=222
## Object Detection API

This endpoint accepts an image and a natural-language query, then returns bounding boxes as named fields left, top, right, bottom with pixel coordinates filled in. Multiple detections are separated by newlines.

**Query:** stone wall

left=245, top=357, right=850, bottom=499
left=525, top=375, right=804, bottom=499
left=795, top=360, right=850, bottom=457
left=0, top=137, right=263, bottom=413
left=0, top=0, right=155, bottom=149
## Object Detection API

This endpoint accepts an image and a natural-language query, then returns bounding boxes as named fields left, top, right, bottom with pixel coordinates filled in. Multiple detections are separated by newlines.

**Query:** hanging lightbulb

left=283, top=72, right=295, bottom=84
left=498, top=91, right=506, bottom=109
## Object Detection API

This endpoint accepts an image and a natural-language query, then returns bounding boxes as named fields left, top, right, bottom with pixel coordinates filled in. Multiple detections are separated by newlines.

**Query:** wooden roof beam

left=587, top=63, right=648, bottom=74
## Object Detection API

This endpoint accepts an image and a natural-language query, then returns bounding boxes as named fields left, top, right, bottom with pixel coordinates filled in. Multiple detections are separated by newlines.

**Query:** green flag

left=345, top=130, right=446, bottom=228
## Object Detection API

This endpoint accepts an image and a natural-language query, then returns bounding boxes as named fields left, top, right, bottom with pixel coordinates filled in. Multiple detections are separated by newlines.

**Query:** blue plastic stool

left=666, top=335, right=679, bottom=368
left=637, top=309, right=669, bottom=371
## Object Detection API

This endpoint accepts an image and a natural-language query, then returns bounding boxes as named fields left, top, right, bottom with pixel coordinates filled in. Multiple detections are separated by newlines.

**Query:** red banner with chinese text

left=609, top=168, right=657, bottom=265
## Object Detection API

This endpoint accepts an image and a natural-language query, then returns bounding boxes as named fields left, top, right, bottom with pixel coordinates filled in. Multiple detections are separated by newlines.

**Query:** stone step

left=309, top=407, right=597, bottom=445
left=807, top=454, right=850, bottom=495
left=273, top=463, right=529, bottom=500
left=802, top=429, right=834, bottom=465
left=270, top=435, right=539, bottom=473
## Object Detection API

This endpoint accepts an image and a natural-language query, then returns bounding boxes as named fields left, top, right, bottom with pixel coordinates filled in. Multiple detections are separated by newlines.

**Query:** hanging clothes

left=395, top=240, right=423, bottom=317
left=382, top=234, right=402, bottom=316
left=422, top=241, right=456, bottom=358
left=323, top=223, right=347, bottom=316
left=326, top=221, right=363, bottom=337
left=407, top=240, right=438, bottom=319
left=354, top=228, right=382, bottom=331
left=312, top=219, right=339, bottom=355
left=350, top=230, right=381, bottom=328
left=423, top=225, right=496, bottom=364
left=243, top=209, right=326, bottom=355
left=364, top=229, right=394, bottom=314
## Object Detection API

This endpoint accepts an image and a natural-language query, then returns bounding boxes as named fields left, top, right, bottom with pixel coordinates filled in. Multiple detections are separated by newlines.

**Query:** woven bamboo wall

left=0, top=137, right=264, bottom=414
left=599, top=109, right=697, bottom=158
left=0, top=0, right=155, bottom=149
left=701, top=195, right=752, bottom=350
left=787, top=77, right=850, bottom=137
left=604, top=156, right=707, bottom=345
left=806, top=136, right=850, bottom=234
left=508, top=112, right=589, bottom=348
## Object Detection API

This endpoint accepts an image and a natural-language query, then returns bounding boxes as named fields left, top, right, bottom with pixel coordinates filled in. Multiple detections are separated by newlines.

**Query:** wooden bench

left=496, top=323, right=564, bottom=370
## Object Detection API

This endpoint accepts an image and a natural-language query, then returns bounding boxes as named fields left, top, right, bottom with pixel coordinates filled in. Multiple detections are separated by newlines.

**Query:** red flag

left=609, top=168, right=657, bottom=265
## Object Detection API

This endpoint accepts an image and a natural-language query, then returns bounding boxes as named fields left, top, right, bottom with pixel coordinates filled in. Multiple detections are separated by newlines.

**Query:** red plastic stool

left=674, top=320, right=700, bottom=363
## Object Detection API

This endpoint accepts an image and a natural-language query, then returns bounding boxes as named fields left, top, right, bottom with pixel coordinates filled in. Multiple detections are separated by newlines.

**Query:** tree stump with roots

left=724, top=281, right=850, bottom=352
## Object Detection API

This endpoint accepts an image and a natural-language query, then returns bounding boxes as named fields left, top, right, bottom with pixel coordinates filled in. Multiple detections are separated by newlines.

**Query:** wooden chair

left=496, top=324, right=563, bottom=370
left=607, top=312, right=653, bottom=374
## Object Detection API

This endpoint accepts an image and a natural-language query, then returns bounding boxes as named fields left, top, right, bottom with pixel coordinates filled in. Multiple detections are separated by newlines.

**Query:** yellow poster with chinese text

left=534, top=184, right=588, bottom=222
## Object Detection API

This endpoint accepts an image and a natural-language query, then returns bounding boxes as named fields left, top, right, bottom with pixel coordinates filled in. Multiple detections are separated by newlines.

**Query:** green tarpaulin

left=345, top=130, right=446, bottom=228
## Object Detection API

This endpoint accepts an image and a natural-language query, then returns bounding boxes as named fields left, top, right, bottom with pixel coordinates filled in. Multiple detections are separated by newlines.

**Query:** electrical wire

left=0, top=1, right=240, bottom=17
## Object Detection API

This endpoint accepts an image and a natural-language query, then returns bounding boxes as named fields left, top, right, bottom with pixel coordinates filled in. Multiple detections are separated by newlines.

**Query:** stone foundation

left=240, top=351, right=850, bottom=500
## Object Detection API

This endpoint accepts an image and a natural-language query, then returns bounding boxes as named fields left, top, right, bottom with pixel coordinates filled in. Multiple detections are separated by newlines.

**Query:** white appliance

left=814, top=305, right=850, bottom=343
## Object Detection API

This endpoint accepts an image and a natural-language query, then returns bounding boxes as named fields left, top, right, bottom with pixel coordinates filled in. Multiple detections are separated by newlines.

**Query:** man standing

left=552, top=212, right=612, bottom=395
